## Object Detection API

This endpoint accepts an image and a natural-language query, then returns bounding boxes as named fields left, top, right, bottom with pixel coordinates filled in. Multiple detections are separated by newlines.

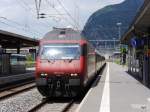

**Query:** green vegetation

left=114, top=59, right=120, bottom=65
left=120, top=47, right=127, bottom=53
left=26, top=54, right=35, bottom=68
left=25, top=61, right=35, bottom=68
left=26, top=54, right=34, bottom=61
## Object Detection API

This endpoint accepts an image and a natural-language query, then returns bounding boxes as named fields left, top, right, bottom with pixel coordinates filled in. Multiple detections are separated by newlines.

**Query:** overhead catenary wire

left=2, top=0, right=81, bottom=38
left=22, top=0, right=51, bottom=27
left=15, top=0, right=51, bottom=28
left=56, top=0, right=80, bottom=29
left=0, top=20, right=40, bottom=37
left=45, top=0, right=77, bottom=28
left=10, top=0, right=54, bottom=38
left=0, top=16, right=44, bottom=37
left=17, top=0, right=79, bottom=30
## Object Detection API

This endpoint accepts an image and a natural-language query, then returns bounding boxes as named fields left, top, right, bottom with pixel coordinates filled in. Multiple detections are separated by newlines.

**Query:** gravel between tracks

left=36, top=103, right=69, bottom=112
left=0, top=88, right=43, bottom=112
left=36, top=101, right=79, bottom=112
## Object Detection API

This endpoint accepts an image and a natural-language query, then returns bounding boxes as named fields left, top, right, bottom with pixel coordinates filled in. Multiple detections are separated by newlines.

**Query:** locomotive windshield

left=40, top=44, right=80, bottom=60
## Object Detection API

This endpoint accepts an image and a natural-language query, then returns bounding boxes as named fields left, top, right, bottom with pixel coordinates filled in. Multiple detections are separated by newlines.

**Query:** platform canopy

left=0, top=30, right=39, bottom=48
left=121, top=0, right=150, bottom=44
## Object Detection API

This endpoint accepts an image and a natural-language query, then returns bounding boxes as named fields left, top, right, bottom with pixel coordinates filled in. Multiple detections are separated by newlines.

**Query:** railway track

left=0, top=82, right=36, bottom=100
left=28, top=99, right=75, bottom=112
left=27, top=65, right=106, bottom=112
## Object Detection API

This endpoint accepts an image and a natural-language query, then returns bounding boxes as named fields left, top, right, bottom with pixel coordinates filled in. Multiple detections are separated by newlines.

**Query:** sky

left=0, top=0, right=124, bottom=39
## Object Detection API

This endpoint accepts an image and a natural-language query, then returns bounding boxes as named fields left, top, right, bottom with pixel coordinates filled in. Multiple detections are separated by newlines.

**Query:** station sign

left=130, top=38, right=144, bottom=48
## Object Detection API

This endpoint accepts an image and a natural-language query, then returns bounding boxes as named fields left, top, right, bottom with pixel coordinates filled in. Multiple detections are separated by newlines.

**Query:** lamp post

left=116, top=22, right=122, bottom=64
left=116, top=22, right=122, bottom=39
left=113, top=38, right=116, bottom=49
left=116, top=22, right=122, bottom=49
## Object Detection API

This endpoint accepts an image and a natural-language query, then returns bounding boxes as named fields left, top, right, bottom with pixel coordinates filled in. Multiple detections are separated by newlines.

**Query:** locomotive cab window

left=40, top=44, right=81, bottom=60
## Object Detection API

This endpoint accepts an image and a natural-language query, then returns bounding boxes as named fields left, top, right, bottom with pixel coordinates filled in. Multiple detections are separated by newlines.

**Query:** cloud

left=0, top=0, right=125, bottom=38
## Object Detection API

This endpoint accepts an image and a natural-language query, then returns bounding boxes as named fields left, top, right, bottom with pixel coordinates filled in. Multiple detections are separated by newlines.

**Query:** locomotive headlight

left=45, top=73, right=48, bottom=76
left=41, top=73, right=48, bottom=77
left=71, top=73, right=78, bottom=76
left=41, top=73, right=44, bottom=76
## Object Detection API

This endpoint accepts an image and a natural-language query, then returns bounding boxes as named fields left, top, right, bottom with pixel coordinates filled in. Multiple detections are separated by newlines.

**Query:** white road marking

left=99, top=63, right=110, bottom=112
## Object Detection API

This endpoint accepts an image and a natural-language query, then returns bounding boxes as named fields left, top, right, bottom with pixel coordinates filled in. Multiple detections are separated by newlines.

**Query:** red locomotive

left=35, top=28, right=105, bottom=97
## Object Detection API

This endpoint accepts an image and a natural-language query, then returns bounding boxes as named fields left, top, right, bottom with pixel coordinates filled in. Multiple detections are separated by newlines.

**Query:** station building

left=121, top=0, right=150, bottom=87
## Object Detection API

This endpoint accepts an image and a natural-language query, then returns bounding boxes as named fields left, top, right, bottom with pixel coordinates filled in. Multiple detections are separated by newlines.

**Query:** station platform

left=0, top=72, right=34, bottom=86
left=0, top=67, right=35, bottom=77
left=76, top=62, right=150, bottom=112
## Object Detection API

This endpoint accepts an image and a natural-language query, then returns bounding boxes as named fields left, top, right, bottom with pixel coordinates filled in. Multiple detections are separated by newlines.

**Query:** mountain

left=82, top=0, right=144, bottom=42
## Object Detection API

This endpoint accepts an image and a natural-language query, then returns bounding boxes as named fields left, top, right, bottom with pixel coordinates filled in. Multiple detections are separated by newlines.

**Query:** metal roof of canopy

left=121, top=0, right=150, bottom=44
left=0, top=30, right=39, bottom=48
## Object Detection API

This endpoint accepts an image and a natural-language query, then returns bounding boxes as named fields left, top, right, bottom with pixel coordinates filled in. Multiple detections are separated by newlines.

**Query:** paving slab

left=76, top=62, right=150, bottom=112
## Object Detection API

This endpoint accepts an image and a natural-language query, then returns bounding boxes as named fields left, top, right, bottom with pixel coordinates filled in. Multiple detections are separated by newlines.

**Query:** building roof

left=0, top=30, right=39, bottom=48
left=121, top=0, right=150, bottom=44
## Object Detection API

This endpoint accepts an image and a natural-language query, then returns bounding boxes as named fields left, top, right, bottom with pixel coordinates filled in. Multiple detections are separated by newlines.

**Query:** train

left=35, top=28, right=105, bottom=97
left=0, top=53, right=26, bottom=75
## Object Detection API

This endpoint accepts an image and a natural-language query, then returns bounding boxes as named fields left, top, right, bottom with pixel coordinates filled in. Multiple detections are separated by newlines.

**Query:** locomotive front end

left=36, top=42, right=85, bottom=97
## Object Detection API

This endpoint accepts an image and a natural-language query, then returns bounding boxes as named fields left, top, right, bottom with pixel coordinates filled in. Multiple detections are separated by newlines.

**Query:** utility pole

left=35, top=0, right=42, bottom=19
